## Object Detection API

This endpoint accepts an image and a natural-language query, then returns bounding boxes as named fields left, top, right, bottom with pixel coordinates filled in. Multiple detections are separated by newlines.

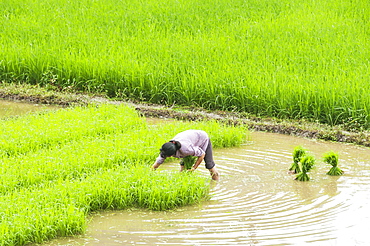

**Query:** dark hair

left=160, top=140, right=181, bottom=158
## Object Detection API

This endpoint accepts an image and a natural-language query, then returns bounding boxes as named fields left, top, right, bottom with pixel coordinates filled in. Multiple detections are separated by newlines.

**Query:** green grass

left=0, top=103, right=248, bottom=245
left=1, top=0, right=368, bottom=128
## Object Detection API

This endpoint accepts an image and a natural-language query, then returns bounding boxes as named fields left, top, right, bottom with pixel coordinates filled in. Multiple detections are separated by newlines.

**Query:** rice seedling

left=289, top=146, right=307, bottom=174
left=323, top=151, right=343, bottom=176
left=0, top=103, right=248, bottom=245
left=289, top=146, right=315, bottom=181
left=0, top=104, right=146, bottom=157
left=0, top=165, right=211, bottom=245
left=1, top=0, right=369, bottom=128
left=295, top=155, right=315, bottom=182
left=169, top=120, right=248, bottom=148
left=180, top=156, right=197, bottom=170
left=0, top=117, right=247, bottom=196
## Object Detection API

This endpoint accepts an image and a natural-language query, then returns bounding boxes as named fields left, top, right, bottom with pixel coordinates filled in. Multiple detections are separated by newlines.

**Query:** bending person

left=152, top=130, right=220, bottom=181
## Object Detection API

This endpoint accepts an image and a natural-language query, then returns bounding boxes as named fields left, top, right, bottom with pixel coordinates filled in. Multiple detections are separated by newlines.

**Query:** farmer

left=152, top=130, right=220, bottom=181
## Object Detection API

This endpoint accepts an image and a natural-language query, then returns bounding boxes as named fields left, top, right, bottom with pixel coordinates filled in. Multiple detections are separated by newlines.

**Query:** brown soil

left=1, top=83, right=369, bottom=147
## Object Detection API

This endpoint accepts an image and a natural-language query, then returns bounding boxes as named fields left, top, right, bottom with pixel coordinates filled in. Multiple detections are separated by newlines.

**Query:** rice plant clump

left=180, top=156, right=197, bottom=170
left=295, top=155, right=315, bottom=182
left=289, top=146, right=307, bottom=174
left=324, top=151, right=343, bottom=176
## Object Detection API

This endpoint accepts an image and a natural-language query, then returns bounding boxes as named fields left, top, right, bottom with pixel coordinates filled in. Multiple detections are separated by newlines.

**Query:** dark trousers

left=204, top=140, right=215, bottom=169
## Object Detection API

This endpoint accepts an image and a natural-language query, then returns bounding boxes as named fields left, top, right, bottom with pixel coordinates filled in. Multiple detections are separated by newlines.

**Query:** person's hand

left=151, top=162, right=160, bottom=170
left=188, top=167, right=196, bottom=172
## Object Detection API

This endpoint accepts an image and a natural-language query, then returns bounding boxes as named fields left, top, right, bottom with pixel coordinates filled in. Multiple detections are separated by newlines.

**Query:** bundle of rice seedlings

left=289, top=146, right=307, bottom=173
left=295, top=155, right=315, bottom=181
left=324, top=151, right=343, bottom=176
left=180, top=156, right=197, bottom=170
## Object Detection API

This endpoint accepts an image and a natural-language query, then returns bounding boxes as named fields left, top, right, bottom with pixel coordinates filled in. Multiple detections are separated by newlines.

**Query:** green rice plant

left=0, top=0, right=369, bottom=128
left=295, top=155, right=315, bottom=181
left=0, top=166, right=210, bottom=245
left=0, top=106, right=248, bottom=195
left=0, top=103, right=248, bottom=245
left=0, top=104, right=146, bottom=157
left=289, top=145, right=315, bottom=181
left=0, top=132, right=152, bottom=195
left=289, top=146, right=307, bottom=174
left=180, top=156, right=197, bottom=170
left=324, top=151, right=343, bottom=176
left=154, top=120, right=249, bottom=148
left=0, top=186, right=87, bottom=245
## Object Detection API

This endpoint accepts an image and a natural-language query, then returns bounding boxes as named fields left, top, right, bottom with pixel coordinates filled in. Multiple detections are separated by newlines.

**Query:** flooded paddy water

left=43, top=130, right=370, bottom=246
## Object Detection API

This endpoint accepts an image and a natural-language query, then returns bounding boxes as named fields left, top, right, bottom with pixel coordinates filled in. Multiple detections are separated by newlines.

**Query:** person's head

left=160, top=140, right=181, bottom=158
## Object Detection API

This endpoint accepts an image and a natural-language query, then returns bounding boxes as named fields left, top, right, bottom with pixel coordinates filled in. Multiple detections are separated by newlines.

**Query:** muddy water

left=43, top=131, right=370, bottom=246
left=0, top=99, right=59, bottom=118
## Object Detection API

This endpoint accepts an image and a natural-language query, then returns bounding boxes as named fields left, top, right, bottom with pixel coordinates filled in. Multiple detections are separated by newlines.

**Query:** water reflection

left=42, top=131, right=370, bottom=246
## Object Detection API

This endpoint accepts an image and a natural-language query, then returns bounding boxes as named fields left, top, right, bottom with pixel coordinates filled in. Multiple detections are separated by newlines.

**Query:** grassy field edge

left=1, top=82, right=369, bottom=147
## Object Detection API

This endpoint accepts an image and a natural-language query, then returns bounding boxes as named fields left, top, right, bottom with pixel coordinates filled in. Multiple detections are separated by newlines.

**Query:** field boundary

left=1, top=83, right=369, bottom=147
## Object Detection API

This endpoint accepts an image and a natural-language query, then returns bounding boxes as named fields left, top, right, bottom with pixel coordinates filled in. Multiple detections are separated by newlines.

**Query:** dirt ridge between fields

left=0, top=83, right=369, bottom=147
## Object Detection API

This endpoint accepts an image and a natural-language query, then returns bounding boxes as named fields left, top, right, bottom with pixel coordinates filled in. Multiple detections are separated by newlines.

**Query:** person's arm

left=189, top=154, right=205, bottom=171
left=152, top=154, right=166, bottom=170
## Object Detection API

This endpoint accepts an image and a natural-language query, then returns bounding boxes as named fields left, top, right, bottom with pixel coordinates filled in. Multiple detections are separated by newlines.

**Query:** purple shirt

left=156, top=130, right=210, bottom=164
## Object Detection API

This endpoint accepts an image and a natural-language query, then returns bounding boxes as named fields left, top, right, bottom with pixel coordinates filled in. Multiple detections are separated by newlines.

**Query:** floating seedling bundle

left=295, top=155, right=315, bottom=181
left=289, top=146, right=307, bottom=174
left=323, top=151, right=343, bottom=176
left=289, top=146, right=315, bottom=181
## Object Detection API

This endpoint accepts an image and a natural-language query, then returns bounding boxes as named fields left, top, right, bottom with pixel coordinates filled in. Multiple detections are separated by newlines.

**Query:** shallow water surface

left=45, top=131, right=369, bottom=246
left=0, top=99, right=59, bottom=117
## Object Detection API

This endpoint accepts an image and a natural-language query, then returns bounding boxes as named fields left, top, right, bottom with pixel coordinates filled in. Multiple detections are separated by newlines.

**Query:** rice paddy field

left=0, top=0, right=369, bottom=128
left=0, top=103, right=248, bottom=245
